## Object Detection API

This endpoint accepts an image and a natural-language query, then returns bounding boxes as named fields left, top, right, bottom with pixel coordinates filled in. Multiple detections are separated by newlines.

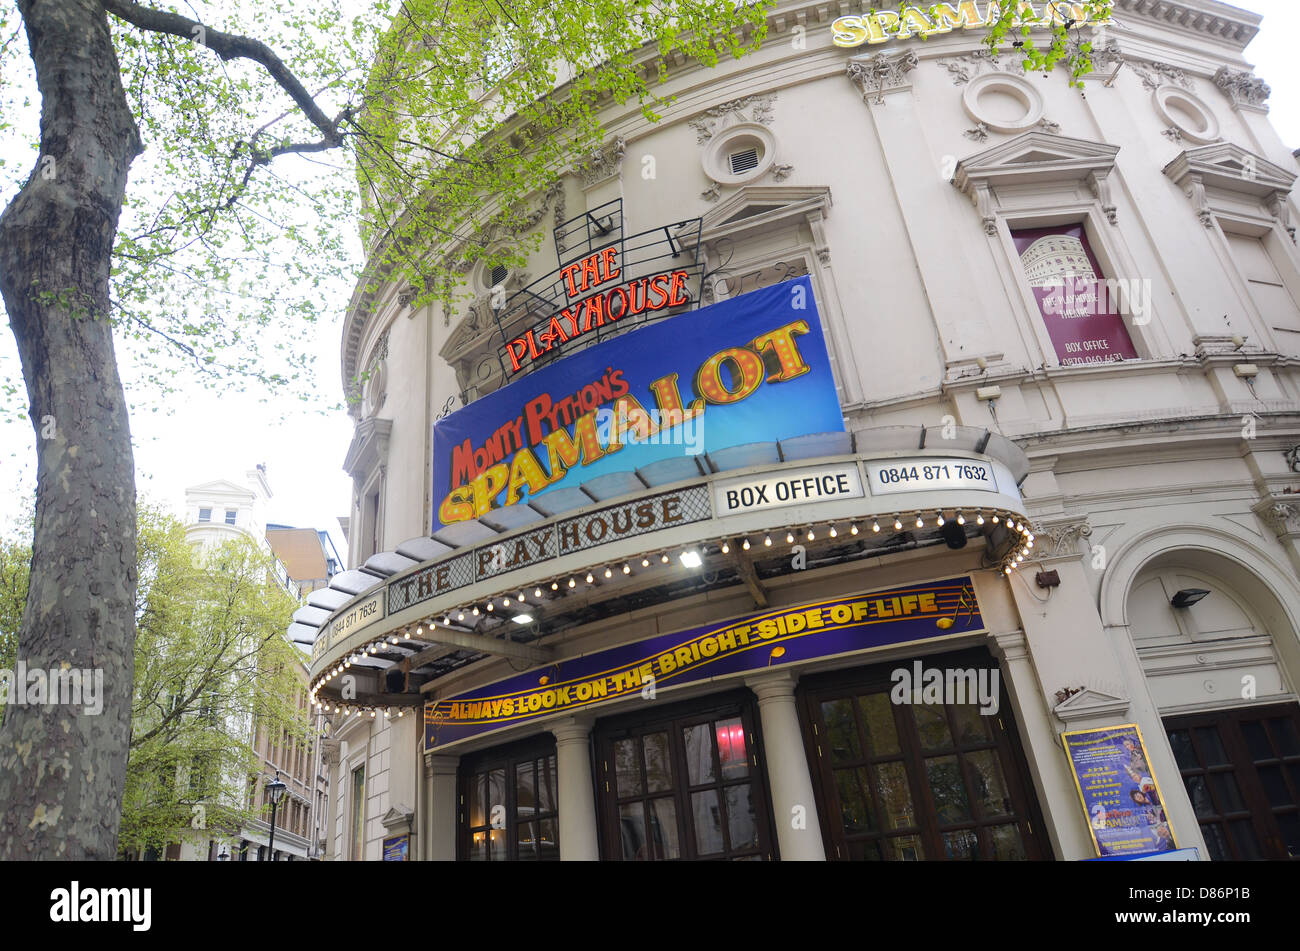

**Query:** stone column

left=747, top=673, right=825, bottom=861
left=551, top=718, right=600, bottom=861
left=321, top=738, right=340, bottom=861
left=426, top=754, right=459, bottom=861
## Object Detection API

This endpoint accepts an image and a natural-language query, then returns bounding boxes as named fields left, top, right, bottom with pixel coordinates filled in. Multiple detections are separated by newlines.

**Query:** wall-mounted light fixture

left=1171, top=588, right=1209, bottom=608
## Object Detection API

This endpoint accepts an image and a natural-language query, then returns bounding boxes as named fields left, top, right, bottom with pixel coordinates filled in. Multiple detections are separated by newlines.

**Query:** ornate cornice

left=1028, top=514, right=1093, bottom=562
left=688, top=94, right=776, bottom=144
left=1252, top=495, right=1300, bottom=541
left=846, top=50, right=918, bottom=104
left=1214, top=66, right=1271, bottom=110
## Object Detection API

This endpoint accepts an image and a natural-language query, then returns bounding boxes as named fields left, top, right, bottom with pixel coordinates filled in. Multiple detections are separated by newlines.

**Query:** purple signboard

left=424, top=577, right=981, bottom=750
left=1012, top=224, right=1139, bottom=367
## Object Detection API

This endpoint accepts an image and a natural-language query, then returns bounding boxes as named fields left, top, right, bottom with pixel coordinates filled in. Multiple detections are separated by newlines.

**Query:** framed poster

left=1063, top=723, right=1178, bottom=857
left=1012, top=224, right=1139, bottom=367
left=382, top=833, right=410, bottom=862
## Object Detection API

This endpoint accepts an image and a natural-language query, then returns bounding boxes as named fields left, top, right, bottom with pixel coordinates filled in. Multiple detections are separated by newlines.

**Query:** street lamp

left=266, top=770, right=287, bottom=860
left=217, top=847, right=229, bottom=862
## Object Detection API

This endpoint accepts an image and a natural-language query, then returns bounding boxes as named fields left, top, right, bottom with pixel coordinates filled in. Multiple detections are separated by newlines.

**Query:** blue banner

left=431, top=276, right=843, bottom=531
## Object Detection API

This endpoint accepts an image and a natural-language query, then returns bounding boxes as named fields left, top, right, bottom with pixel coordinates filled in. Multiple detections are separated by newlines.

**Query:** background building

left=298, top=0, right=1300, bottom=861
left=180, top=468, right=338, bottom=860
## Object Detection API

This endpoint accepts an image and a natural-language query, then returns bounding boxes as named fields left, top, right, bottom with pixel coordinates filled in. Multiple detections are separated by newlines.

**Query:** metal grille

left=557, top=485, right=711, bottom=555
left=387, top=552, right=475, bottom=613
left=729, top=147, right=760, bottom=174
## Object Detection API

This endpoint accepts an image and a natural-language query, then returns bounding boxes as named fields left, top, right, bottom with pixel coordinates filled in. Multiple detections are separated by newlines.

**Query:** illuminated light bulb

left=787, top=531, right=795, bottom=544
left=1026, top=540, right=1033, bottom=549
left=915, top=516, right=924, bottom=528
left=370, top=710, right=376, bottom=718
left=764, top=535, right=772, bottom=547
left=872, top=521, right=880, bottom=533
left=397, top=710, right=404, bottom=718
left=457, top=612, right=465, bottom=621
left=384, top=709, right=390, bottom=718
left=830, top=525, right=838, bottom=538
left=568, top=577, right=576, bottom=588
left=850, top=523, right=859, bottom=535
left=504, top=597, right=511, bottom=606
left=404, top=631, right=411, bottom=639
left=486, top=602, right=494, bottom=612
left=518, top=592, right=526, bottom=602
left=894, top=517, right=903, bottom=531
left=604, top=567, right=612, bottom=579
left=1004, top=566, right=1012, bottom=575
left=721, top=542, right=730, bottom=554
left=976, top=513, right=985, bottom=525
left=586, top=572, right=594, bottom=583
left=622, top=563, right=631, bottom=574
left=642, top=558, right=650, bottom=567
left=956, top=513, right=965, bottom=525
left=660, top=554, right=669, bottom=564
left=807, top=528, right=815, bottom=541
left=416, top=625, right=423, bottom=636
left=472, top=607, right=480, bottom=616
left=936, top=513, right=945, bottom=526
left=736, top=538, right=746, bottom=551
left=992, top=515, right=1000, bottom=524
left=534, top=589, right=542, bottom=598
left=551, top=581, right=559, bottom=591
left=1016, top=555, right=1024, bottom=563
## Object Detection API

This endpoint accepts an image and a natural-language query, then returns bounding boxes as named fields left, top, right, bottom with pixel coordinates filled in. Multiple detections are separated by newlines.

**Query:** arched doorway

left=1126, top=551, right=1300, bottom=860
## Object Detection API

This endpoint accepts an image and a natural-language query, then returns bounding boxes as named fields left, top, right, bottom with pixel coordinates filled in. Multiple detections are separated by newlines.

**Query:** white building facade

left=301, top=0, right=1300, bottom=861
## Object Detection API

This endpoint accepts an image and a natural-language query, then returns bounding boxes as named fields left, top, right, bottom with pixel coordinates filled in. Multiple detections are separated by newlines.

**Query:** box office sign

left=1063, top=724, right=1179, bottom=858
left=714, top=463, right=863, bottom=517
left=431, top=276, right=845, bottom=532
left=424, top=577, right=982, bottom=750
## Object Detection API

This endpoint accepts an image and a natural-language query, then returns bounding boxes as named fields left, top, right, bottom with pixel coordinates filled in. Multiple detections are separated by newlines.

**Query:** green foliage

left=1, top=0, right=1117, bottom=415
left=0, top=506, right=309, bottom=855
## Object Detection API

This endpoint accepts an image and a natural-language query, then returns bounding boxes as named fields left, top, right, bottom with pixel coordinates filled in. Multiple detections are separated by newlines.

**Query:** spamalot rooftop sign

left=831, top=2, right=1103, bottom=49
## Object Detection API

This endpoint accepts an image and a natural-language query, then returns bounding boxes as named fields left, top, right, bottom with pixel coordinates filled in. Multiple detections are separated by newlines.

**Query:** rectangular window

left=798, top=648, right=1048, bottom=861
left=1224, top=232, right=1300, bottom=337
left=1011, top=224, right=1139, bottom=367
left=224, top=509, right=237, bottom=525
left=350, top=766, right=366, bottom=861
left=595, top=691, right=774, bottom=860
left=198, top=508, right=212, bottom=522
left=459, top=739, right=560, bottom=861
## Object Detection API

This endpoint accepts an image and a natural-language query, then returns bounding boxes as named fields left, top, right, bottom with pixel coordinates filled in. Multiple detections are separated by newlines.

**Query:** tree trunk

left=0, top=0, right=142, bottom=859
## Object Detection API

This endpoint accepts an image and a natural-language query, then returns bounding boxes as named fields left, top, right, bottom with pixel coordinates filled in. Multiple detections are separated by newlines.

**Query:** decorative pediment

left=343, top=417, right=392, bottom=483
left=686, top=185, right=833, bottom=277
left=698, top=185, right=832, bottom=240
left=953, top=132, right=1120, bottom=234
left=381, top=804, right=415, bottom=833
left=954, top=132, right=1121, bottom=189
left=1163, top=142, right=1296, bottom=238
left=1052, top=686, right=1130, bottom=723
left=1163, top=142, right=1296, bottom=199
left=185, top=479, right=255, bottom=499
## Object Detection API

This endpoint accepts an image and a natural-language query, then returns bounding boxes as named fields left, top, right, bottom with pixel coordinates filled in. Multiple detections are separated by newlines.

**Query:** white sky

left=0, top=1, right=1297, bottom=563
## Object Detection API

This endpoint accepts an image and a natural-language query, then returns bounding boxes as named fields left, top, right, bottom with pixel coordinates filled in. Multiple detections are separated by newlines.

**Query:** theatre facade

left=293, top=0, right=1300, bottom=861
